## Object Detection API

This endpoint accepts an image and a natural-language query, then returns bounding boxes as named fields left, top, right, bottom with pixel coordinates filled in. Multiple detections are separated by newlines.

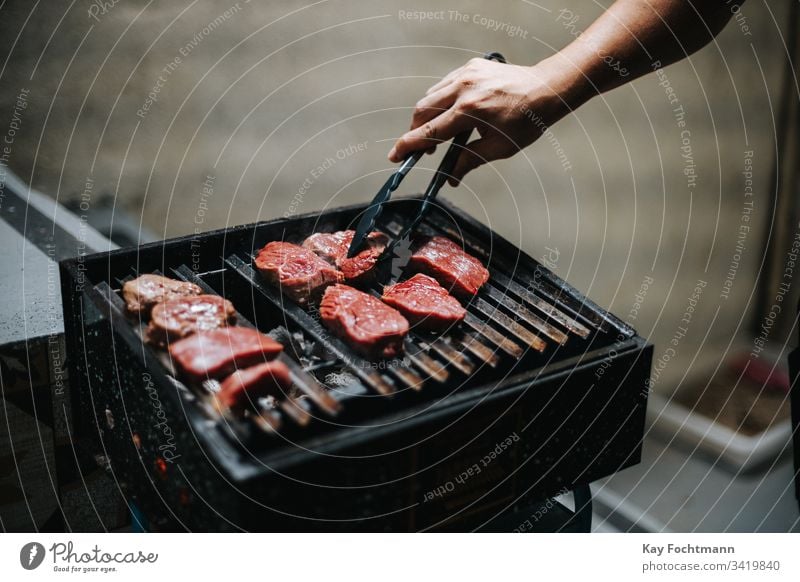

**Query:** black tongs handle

left=345, top=149, right=423, bottom=258
left=383, top=51, right=506, bottom=258
left=384, top=132, right=469, bottom=256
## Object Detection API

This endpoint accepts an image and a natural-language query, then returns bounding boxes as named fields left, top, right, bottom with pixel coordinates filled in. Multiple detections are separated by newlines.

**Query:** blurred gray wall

left=0, top=0, right=793, bottom=391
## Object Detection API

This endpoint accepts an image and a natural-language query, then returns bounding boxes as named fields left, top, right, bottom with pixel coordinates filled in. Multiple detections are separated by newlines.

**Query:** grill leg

left=564, top=485, right=593, bottom=533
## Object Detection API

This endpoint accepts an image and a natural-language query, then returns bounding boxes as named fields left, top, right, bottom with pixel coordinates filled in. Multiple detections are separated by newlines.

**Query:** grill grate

left=76, top=197, right=634, bottom=447
left=217, top=219, right=607, bottom=432
left=91, top=203, right=621, bottom=442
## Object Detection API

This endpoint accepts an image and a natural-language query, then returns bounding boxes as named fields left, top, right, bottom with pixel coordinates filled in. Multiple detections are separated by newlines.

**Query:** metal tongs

left=347, top=51, right=507, bottom=261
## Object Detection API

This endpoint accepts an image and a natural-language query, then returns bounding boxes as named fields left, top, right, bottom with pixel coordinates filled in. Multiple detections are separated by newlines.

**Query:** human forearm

left=389, top=1, right=743, bottom=182
left=555, top=0, right=743, bottom=108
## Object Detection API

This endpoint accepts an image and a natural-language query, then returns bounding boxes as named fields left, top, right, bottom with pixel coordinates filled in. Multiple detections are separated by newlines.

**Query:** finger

left=425, top=66, right=464, bottom=95
left=425, top=77, right=453, bottom=97
left=447, top=137, right=501, bottom=186
left=388, top=109, right=473, bottom=162
left=410, top=83, right=460, bottom=130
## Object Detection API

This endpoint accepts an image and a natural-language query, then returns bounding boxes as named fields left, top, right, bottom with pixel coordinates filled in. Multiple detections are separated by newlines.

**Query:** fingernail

left=388, top=147, right=397, bottom=161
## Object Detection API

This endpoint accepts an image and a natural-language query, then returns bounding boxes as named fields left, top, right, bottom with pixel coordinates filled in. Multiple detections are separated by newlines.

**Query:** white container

left=648, top=394, right=791, bottom=473
left=646, top=350, right=792, bottom=473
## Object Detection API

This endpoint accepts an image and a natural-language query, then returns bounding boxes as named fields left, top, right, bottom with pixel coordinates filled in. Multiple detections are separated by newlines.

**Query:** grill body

left=60, top=198, right=652, bottom=531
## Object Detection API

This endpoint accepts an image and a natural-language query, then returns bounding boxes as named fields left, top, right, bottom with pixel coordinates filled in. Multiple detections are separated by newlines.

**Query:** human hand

left=388, top=56, right=584, bottom=185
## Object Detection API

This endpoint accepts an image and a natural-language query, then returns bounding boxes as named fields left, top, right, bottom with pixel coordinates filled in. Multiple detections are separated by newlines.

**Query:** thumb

left=448, top=136, right=500, bottom=186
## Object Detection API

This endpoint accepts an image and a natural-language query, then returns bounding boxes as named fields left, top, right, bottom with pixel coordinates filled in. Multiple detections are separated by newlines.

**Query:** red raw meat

left=408, top=236, right=489, bottom=298
left=123, top=274, right=202, bottom=316
left=255, top=241, right=343, bottom=306
left=147, top=294, right=236, bottom=346
left=217, top=360, right=293, bottom=411
left=169, top=326, right=284, bottom=383
left=303, top=230, right=388, bottom=282
left=382, top=273, right=466, bottom=331
left=319, top=284, right=409, bottom=359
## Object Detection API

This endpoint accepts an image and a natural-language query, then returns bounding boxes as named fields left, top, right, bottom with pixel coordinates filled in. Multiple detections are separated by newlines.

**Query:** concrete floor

left=593, top=433, right=800, bottom=533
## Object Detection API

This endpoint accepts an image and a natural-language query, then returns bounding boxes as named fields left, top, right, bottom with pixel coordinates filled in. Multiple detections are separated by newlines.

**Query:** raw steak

left=217, top=360, right=293, bottom=411
left=169, top=326, right=284, bottom=383
left=319, top=284, right=409, bottom=359
left=382, top=273, right=466, bottom=331
left=123, top=274, right=202, bottom=315
left=408, top=236, right=489, bottom=298
left=146, top=295, right=236, bottom=346
left=303, top=230, right=388, bottom=281
left=255, top=241, right=343, bottom=306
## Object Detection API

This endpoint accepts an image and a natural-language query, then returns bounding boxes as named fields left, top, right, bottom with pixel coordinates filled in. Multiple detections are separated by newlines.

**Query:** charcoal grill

left=60, top=197, right=652, bottom=531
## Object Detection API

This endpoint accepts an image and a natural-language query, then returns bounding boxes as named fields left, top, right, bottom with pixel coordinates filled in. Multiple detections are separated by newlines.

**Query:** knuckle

left=421, top=122, right=437, bottom=140
left=457, top=98, right=477, bottom=113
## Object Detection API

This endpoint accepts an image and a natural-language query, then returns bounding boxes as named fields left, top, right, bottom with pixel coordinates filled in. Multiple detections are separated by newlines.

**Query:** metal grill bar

left=481, top=284, right=569, bottom=345
left=279, top=399, right=311, bottom=427
left=454, top=331, right=501, bottom=367
left=462, top=313, right=524, bottom=359
left=287, top=369, right=342, bottom=416
left=421, top=338, right=475, bottom=375
left=404, top=340, right=449, bottom=383
left=486, top=271, right=590, bottom=339
left=246, top=410, right=281, bottom=433
left=390, top=364, right=425, bottom=391
left=472, top=297, right=546, bottom=352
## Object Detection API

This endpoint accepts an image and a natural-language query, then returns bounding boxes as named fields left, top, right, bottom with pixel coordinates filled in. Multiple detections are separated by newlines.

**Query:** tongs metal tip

left=346, top=151, right=422, bottom=258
